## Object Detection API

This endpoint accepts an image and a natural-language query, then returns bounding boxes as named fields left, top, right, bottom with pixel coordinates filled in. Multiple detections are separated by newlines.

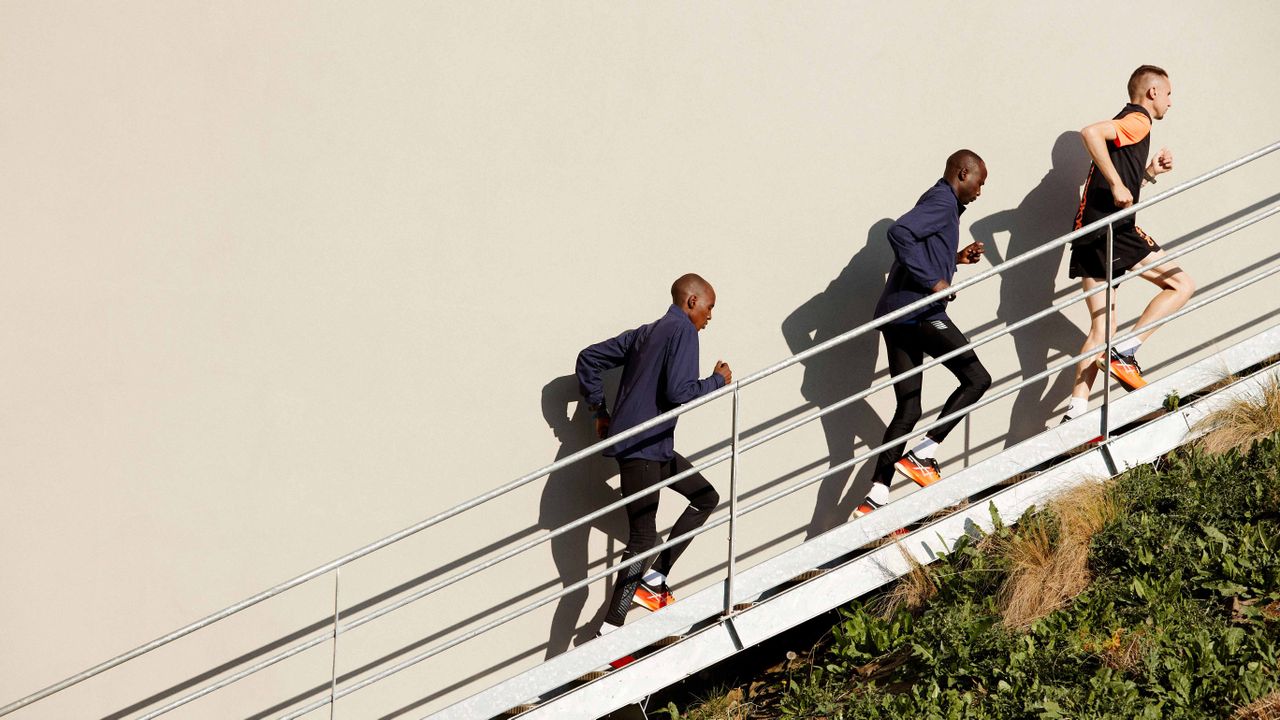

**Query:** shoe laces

left=641, top=579, right=670, bottom=596
left=918, top=454, right=940, bottom=473
left=1113, top=349, right=1142, bottom=373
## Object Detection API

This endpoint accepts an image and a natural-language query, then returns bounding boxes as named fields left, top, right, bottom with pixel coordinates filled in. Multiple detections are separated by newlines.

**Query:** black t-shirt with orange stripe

left=1074, top=103, right=1152, bottom=233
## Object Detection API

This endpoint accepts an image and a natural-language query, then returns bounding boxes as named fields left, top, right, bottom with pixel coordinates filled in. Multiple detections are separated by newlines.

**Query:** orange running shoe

left=853, top=498, right=883, bottom=518
left=895, top=451, right=941, bottom=487
left=854, top=482, right=890, bottom=517
left=1097, top=349, right=1147, bottom=391
left=633, top=580, right=675, bottom=611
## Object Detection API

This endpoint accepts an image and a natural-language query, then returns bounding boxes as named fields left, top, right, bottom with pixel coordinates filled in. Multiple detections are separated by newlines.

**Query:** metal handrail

left=4, top=139, right=1277, bottom=718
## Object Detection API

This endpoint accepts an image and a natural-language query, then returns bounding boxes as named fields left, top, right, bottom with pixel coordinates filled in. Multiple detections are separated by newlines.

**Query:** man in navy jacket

left=577, top=274, right=731, bottom=644
left=860, top=150, right=992, bottom=517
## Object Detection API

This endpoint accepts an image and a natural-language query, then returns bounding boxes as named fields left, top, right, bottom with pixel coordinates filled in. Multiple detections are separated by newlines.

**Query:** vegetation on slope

left=659, top=430, right=1280, bottom=719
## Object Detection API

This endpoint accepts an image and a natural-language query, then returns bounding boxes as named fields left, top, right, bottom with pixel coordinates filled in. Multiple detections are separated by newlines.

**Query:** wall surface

left=2, top=2, right=1278, bottom=717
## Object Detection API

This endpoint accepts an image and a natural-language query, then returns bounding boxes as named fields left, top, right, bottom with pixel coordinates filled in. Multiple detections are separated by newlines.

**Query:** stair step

left=575, top=669, right=609, bottom=683
left=571, top=634, right=685, bottom=685
left=649, top=635, right=683, bottom=649
left=785, top=569, right=829, bottom=584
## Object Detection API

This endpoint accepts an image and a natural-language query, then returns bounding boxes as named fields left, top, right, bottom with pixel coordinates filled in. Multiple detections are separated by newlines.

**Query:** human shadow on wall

left=970, top=131, right=1090, bottom=445
left=781, top=219, right=894, bottom=539
left=537, top=375, right=626, bottom=659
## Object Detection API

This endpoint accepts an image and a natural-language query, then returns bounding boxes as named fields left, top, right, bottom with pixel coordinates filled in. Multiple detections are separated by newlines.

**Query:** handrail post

left=1102, top=222, right=1114, bottom=445
left=330, top=569, right=341, bottom=720
left=724, top=384, right=741, bottom=616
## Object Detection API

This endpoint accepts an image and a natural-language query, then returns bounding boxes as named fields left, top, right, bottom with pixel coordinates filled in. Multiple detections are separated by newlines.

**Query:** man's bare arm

left=1080, top=120, right=1132, bottom=208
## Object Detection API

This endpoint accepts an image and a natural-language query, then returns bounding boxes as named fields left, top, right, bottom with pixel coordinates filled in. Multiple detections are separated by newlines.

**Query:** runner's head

left=671, top=273, right=716, bottom=331
left=1128, top=65, right=1172, bottom=120
left=944, top=149, right=986, bottom=205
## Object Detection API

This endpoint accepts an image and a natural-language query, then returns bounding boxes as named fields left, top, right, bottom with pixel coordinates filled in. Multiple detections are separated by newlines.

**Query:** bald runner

left=860, top=149, right=993, bottom=514
left=576, top=275, right=732, bottom=656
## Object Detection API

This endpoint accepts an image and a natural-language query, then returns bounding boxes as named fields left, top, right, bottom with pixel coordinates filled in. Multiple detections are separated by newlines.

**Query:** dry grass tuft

left=1262, top=601, right=1280, bottom=620
left=998, top=514, right=1066, bottom=627
left=1195, top=372, right=1280, bottom=455
left=1055, top=479, right=1122, bottom=541
left=873, top=545, right=938, bottom=618
left=1233, top=690, right=1280, bottom=720
left=677, top=687, right=755, bottom=720
left=998, top=480, right=1119, bottom=628
left=1082, top=627, right=1146, bottom=671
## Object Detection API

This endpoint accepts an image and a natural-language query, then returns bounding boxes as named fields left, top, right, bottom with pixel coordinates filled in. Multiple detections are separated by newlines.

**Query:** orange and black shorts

left=1068, top=224, right=1160, bottom=280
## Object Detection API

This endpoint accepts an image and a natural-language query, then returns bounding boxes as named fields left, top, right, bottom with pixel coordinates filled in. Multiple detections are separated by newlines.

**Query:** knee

left=1160, top=268, right=1195, bottom=298
left=627, top=521, right=658, bottom=550
left=1176, top=272, right=1196, bottom=299
left=897, top=394, right=923, bottom=421
left=692, top=487, right=720, bottom=513
left=968, top=365, right=992, bottom=395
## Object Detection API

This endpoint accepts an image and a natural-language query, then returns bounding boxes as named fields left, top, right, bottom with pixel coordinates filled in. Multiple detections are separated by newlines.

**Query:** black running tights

left=874, top=317, right=992, bottom=484
left=603, top=453, right=720, bottom=626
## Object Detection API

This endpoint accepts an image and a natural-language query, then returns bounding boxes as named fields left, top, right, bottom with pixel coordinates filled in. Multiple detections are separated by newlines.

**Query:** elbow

left=665, top=385, right=699, bottom=406
left=575, top=353, right=601, bottom=391
left=575, top=348, right=600, bottom=375
left=666, top=392, right=694, bottom=406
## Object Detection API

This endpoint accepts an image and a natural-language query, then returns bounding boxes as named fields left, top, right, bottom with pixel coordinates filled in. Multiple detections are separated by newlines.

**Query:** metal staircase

left=444, top=325, right=1280, bottom=719
left=3, top=140, right=1279, bottom=720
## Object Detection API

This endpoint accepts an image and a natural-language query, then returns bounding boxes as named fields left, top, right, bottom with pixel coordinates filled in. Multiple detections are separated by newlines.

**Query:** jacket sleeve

left=576, top=328, right=637, bottom=407
left=886, top=194, right=950, bottom=289
left=662, top=325, right=725, bottom=405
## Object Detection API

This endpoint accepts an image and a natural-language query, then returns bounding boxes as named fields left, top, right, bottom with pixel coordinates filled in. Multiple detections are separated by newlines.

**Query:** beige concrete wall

left=2, top=2, right=1278, bottom=717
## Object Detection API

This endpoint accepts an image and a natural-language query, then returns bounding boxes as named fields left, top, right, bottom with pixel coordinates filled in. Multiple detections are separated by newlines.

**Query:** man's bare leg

left=1099, top=249, right=1194, bottom=391
left=1129, top=249, right=1195, bottom=344
left=1071, top=276, right=1117, bottom=402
